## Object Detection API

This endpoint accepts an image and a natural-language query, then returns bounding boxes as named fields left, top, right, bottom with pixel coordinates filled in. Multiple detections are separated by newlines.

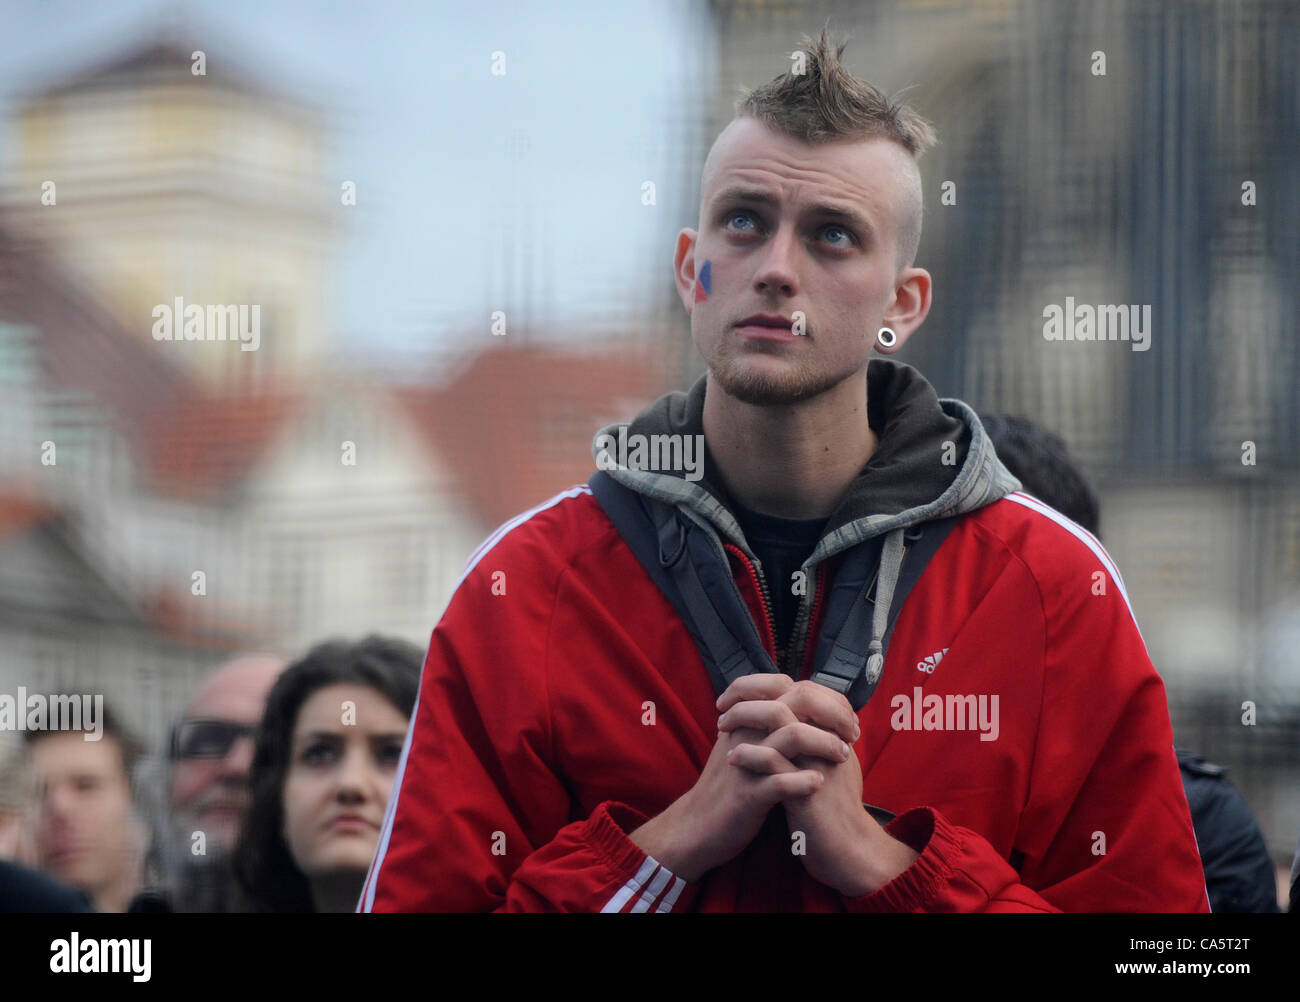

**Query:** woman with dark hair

left=232, top=635, right=421, bottom=912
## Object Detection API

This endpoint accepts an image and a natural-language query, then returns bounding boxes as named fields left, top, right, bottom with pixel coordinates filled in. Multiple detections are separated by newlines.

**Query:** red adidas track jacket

left=360, top=363, right=1209, bottom=912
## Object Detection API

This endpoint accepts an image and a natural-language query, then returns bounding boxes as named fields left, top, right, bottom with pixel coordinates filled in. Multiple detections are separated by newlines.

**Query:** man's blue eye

left=726, top=211, right=756, bottom=231
left=823, top=225, right=852, bottom=246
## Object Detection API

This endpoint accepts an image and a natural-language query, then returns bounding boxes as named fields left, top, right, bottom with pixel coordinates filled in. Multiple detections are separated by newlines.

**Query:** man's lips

left=735, top=313, right=801, bottom=341
left=736, top=322, right=801, bottom=342
left=46, top=843, right=87, bottom=864
left=196, top=802, right=245, bottom=820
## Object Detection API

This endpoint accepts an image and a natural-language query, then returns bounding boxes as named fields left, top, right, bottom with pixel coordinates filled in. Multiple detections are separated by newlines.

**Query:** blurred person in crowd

left=981, top=412, right=1281, bottom=913
left=0, top=857, right=96, bottom=913
left=23, top=700, right=146, bottom=912
left=974, top=415, right=1100, bottom=538
left=1290, top=836, right=1297, bottom=912
left=0, top=729, right=36, bottom=862
left=232, top=636, right=419, bottom=912
left=1, top=727, right=94, bottom=911
left=137, top=653, right=285, bottom=912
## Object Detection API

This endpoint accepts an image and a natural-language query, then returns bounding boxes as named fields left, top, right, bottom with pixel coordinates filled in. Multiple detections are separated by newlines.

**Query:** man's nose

left=753, top=224, right=799, bottom=296
left=218, top=734, right=257, bottom=778
left=41, top=784, right=77, bottom=823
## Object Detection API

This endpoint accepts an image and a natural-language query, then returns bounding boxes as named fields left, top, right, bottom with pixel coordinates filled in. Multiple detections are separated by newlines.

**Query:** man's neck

left=702, top=370, right=877, bottom=520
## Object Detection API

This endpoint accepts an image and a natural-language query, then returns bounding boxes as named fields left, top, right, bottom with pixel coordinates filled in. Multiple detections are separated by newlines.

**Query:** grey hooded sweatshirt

left=592, top=358, right=1021, bottom=682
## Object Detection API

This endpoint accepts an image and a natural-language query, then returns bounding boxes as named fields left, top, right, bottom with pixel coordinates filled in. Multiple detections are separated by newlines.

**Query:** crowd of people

left=0, top=415, right=1293, bottom=913
left=0, top=636, right=422, bottom=913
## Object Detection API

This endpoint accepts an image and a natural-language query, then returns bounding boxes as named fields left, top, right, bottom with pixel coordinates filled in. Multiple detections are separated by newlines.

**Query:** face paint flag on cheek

left=694, top=259, right=712, bottom=303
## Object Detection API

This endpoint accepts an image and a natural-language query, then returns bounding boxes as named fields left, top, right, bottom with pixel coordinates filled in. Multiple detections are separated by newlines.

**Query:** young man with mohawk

left=361, top=29, right=1209, bottom=913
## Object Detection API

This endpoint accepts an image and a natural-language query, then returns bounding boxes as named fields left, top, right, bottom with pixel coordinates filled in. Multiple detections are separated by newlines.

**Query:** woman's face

left=280, top=683, right=408, bottom=883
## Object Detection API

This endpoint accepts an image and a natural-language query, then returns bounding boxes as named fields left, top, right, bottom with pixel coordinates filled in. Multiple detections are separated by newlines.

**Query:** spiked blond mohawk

left=733, top=25, right=937, bottom=267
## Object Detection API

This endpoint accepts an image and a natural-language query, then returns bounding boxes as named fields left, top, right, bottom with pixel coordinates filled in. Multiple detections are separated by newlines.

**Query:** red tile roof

left=394, top=343, right=669, bottom=528
left=144, top=390, right=303, bottom=500
left=0, top=217, right=193, bottom=457
left=0, top=487, right=54, bottom=542
left=0, top=215, right=309, bottom=501
left=2, top=211, right=680, bottom=512
left=0, top=483, right=262, bottom=649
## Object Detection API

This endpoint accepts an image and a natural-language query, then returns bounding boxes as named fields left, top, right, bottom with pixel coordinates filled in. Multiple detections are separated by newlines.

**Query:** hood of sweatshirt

left=593, top=358, right=1020, bottom=567
left=591, top=359, right=1021, bottom=681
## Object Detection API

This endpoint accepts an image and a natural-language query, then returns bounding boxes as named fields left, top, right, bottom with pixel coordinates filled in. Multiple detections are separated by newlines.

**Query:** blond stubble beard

left=706, top=332, right=866, bottom=407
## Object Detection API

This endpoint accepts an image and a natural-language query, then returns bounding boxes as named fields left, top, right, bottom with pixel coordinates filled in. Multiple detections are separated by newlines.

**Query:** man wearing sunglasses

left=146, top=654, right=284, bottom=912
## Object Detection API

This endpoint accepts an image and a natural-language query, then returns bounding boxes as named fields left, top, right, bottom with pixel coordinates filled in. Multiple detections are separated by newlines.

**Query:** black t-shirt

left=730, top=500, right=827, bottom=664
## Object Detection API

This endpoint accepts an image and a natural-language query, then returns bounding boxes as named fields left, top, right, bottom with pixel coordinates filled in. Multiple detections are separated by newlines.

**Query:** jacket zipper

left=722, top=527, right=905, bottom=685
left=726, top=543, right=828, bottom=680
left=795, top=563, right=829, bottom=681
left=782, top=560, right=819, bottom=681
left=723, top=542, right=777, bottom=663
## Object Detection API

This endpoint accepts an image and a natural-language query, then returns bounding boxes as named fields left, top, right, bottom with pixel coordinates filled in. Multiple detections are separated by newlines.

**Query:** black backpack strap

left=589, top=471, right=777, bottom=698
left=810, top=516, right=962, bottom=710
left=805, top=537, right=884, bottom=701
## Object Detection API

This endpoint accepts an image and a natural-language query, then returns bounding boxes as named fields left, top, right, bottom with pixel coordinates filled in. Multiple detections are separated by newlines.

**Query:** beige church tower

left=1, top=27, right=337, bottom=392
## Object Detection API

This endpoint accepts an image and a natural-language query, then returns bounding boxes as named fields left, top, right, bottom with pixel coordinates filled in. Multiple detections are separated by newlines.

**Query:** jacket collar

left=592, top=358, right=1020, bottom=567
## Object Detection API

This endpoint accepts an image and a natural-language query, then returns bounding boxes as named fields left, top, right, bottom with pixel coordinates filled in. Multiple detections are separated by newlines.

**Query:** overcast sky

left=0, top=0, right=714, bottom=363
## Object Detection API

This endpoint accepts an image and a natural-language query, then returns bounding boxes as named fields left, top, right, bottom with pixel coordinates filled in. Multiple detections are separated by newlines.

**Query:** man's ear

left=879, top=266, right=932, bottom=353
left=674, top=228, right=699, bottom=315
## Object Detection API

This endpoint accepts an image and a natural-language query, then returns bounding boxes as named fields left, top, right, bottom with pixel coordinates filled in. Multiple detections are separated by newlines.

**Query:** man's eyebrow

left=710, top=185, right=874, bottom=234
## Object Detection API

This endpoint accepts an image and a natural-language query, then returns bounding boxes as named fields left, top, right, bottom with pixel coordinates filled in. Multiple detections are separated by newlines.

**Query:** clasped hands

left=714, top=673, right=919, bottom=897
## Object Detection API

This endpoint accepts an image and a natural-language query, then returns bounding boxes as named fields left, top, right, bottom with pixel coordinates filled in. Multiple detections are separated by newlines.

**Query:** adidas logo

left=915, top=648, right=949, bottom=674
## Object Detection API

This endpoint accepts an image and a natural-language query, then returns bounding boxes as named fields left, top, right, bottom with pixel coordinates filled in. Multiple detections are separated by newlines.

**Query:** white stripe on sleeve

left=600, top=857, right=659, bottom=913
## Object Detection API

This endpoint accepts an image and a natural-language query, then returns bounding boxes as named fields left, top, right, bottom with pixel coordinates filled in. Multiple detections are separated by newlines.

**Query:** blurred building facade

left=2, top=36, right=335, bottom=392
left=0, top=32, right=669, bottom=751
